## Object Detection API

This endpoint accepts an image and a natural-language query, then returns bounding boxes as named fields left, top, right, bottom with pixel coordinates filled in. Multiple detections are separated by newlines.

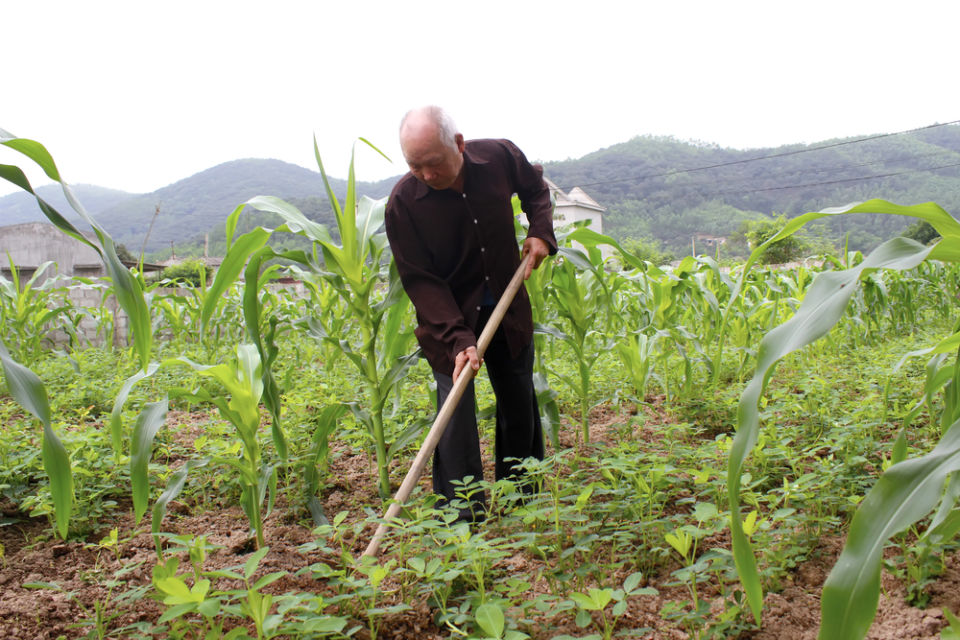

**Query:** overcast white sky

left=2, top=1, right=958, bottom=199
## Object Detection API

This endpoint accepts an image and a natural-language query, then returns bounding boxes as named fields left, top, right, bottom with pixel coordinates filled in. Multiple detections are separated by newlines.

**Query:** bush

left=161, top=259, right=212, bottom=287
left=621, top=235, right=675, bottom=266
left=734, top=214, right=833, bottom=265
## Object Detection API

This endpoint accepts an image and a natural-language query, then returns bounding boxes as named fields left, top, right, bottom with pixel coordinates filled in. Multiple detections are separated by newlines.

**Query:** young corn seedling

left=170, top=344, right=273, bottom=548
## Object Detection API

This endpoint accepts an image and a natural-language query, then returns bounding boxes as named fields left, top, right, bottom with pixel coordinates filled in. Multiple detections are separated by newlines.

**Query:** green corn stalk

left=719, top=199, right=960, bottom=634
left=615, top=330, right=658, bottom=403
left=541, top=249, right=607, bottom=442
left=204, top=139, right=419, bottom=500
left=0, top=338, right=72, bottom=538
left=0, top=260, right=72, bottom=365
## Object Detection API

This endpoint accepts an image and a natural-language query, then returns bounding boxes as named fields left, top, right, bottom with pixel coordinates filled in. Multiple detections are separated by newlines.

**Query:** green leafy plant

left=169, top=344, right=274, bottom=548
left=161, top=259, right=213, bottom=287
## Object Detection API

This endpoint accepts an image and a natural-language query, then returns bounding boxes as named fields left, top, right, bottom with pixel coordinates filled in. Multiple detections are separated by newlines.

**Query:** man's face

left=401, top=128, right=465, bottom=191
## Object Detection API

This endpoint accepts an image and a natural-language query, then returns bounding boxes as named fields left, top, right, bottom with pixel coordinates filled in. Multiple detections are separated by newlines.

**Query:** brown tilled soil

left=1, top=404, right=958, bottom=639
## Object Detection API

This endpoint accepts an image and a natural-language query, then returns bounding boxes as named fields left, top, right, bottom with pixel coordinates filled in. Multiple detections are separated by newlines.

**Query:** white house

left=545, top=179, right=605, bottom=234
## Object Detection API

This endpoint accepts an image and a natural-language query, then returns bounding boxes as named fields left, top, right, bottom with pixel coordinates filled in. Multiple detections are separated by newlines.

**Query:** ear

left=454, top=133, right=465, bottom=153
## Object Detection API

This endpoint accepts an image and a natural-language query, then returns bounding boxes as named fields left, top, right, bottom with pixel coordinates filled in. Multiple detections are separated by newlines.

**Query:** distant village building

left=692, top=233, right=726, bottom=255
left=537, top=178, right=610, bottom=258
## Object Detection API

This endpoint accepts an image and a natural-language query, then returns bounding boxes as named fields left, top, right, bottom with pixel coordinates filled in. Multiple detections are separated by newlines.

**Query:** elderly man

left=384, top=106, right=557, bottom=521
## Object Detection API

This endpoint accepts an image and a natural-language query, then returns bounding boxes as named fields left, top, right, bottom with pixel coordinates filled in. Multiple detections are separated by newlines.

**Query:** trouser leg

left=432, top=372, right=486, bottom=520
left=485, top=337, right=544, bottom=489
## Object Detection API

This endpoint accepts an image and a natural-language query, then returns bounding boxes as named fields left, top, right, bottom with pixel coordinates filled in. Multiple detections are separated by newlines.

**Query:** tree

left=901, top=220, right=940, bottom=245
left=161, top=259, right=211, bottom=286
left=739, top=215, right=810, bottom=264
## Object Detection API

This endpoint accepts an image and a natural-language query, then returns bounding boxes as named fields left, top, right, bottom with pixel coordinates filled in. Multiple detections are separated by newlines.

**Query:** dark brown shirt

left=385, top=138, right=557, bottom=375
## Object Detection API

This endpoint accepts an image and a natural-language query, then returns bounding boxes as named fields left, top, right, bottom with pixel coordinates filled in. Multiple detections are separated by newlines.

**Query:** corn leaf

left=130, top=398, right=169, bottom=524
left=109, top=362, right=161, bottom=458
left=819, top=416, right=960, bottom=640
left=0, top=131, right=153, bottom=369
left=152, top=457, right=210, bottom=557
left=0, top=339, right=72, bottom=539
left=202, top=225, right=271, bottom=329
left=731, top=236, right=934, bottom=623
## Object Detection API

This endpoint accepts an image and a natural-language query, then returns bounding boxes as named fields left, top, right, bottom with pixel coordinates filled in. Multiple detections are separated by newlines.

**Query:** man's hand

left=453, top=346, right=481, bottom=382
left=521, top=236, right=550, bottom=280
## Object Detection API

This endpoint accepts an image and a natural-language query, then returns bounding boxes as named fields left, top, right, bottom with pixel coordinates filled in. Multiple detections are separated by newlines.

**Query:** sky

left=2, top=1, right=958, bottom=199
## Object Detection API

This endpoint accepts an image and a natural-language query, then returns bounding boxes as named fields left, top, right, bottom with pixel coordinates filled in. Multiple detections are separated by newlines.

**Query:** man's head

left=399, top=106, right=465, bottom=191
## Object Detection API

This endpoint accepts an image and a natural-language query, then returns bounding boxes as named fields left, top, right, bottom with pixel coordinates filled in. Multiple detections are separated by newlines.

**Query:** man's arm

left=503, top=140, right=558, bottom=272
left=385, top=198, right=477, bottom=376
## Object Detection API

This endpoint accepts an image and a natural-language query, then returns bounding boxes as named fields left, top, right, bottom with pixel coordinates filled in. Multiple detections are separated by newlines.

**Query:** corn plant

left=717, top=199, right=960, bottom=639
left=540, top=250, right=608, bottom=442
left=169, top=344, right=274, bottom=549
left=0, top=260, right=73, bottom=365
left=205, top=139, right=418, bottom=500
left=1, top=131, right=163, bottom=536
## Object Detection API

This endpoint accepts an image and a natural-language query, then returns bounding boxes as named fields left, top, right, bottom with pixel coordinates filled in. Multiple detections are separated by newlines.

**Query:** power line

left=681, top=148, right=958, bottom=195
left=555, top=119, right=960, bottom=192
left=701, top=160, right=960, bottom=199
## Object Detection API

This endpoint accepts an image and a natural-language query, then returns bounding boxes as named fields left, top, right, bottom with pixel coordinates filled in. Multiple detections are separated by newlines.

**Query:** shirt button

left=476, top=306, right=481, bottom=311
left=485, top=276, right=490, bottom=280
left=473, top=219, right=478, bottom=224
left=480, top=247, right=485, bottom=252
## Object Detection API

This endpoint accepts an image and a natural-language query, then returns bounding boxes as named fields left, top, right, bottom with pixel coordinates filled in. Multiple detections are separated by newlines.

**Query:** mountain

left=0, top=184, right=135, bottom=226
left=91, top=159, right=400, bottom=254
left=0, top=159, right=402, bottom=255
left=3, top=124, right=959, bottom=259
left=541, top=124, right=960, bottom=254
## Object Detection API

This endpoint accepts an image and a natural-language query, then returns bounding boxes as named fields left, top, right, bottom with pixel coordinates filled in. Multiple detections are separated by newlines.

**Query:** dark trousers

left=432, top=312, right=544, bottom=519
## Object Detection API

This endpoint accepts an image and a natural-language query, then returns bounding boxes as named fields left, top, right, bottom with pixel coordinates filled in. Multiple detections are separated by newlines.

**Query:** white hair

left=400, top=105, right=459, bottom=150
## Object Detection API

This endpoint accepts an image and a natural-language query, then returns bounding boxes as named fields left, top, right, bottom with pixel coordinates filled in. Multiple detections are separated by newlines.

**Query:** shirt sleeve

left=503, top=140, right=558, bottom=255
left=384, top=197, right=476, bottom=372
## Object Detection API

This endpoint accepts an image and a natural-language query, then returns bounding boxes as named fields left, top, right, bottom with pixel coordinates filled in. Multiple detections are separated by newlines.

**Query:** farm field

left=0, top=303, right=958, bottom=640
left=3, top=135, right=960, bottom=639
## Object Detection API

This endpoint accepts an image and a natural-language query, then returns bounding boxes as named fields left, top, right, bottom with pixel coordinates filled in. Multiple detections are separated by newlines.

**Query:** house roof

left=543, top=178, right=605, bottom=212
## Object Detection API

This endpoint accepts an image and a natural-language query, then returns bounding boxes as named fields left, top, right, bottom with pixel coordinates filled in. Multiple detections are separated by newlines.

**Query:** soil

left=1, top=402, right=958, bottom=639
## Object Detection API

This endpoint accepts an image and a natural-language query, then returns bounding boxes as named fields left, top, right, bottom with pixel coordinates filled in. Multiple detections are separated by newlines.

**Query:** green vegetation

left=544, top=126, right=960, bottom=255
left=161, top=259, right=212, bottom=287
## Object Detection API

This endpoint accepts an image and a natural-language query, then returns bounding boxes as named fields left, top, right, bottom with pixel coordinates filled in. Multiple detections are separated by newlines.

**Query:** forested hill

left=541, top=123, right=960, bottom=254
left=2, top=124, right=958, bottom=258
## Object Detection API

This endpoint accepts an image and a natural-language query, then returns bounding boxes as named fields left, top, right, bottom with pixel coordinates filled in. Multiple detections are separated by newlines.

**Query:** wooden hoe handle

left=362, top=255, right=531, bottom=557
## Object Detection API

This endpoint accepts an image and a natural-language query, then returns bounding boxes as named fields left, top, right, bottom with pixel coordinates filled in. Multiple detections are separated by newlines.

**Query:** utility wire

left=679, top=148, right=958, bottom=194
left=555, top=119, right=960, bottom=192
left=701, top=160, right=960, bottom=199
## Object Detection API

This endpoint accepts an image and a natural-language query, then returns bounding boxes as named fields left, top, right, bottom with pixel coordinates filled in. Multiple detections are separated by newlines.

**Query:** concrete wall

left=34, top=281, right=308, bottom=351
left=0, top=222, right=103, bottom=280
left=555, top=205, right=603, bottom=234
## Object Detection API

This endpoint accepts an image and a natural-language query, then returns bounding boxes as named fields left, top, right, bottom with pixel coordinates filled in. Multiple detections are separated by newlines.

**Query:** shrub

left=162, top=259, right=212, bottom=286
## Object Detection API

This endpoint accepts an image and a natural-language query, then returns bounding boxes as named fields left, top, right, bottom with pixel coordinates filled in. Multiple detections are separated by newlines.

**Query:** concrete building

left=538, top=178, right=610, bottom=258
left=0, top=222, right=104, bottom=281
left=0, top=221, right=164, bottom=282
